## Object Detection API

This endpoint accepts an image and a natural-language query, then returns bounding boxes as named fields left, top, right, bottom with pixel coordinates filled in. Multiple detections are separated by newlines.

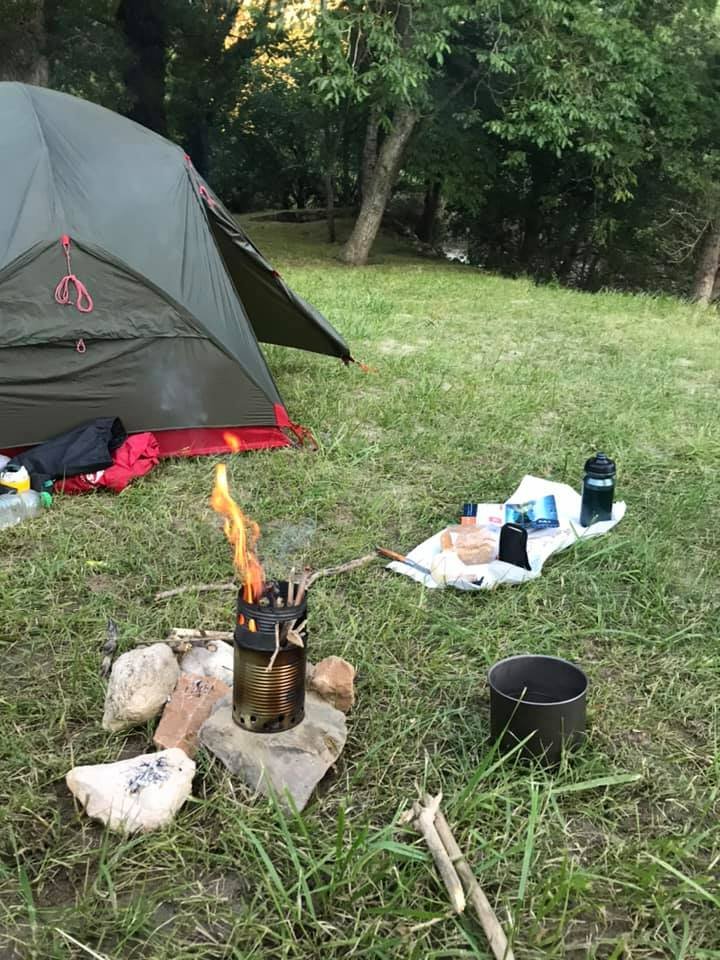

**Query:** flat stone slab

left=199, top=692, right=346, bottom=811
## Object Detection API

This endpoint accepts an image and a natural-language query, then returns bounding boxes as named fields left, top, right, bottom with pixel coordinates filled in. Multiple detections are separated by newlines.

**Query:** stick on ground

left=425, top=795, right=514, bottom=960
left=412, top=794, right=466, bottom=914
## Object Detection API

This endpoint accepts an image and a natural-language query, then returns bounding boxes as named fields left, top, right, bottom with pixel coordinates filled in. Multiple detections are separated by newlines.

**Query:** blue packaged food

left=504, top=495, right=559, bottom=530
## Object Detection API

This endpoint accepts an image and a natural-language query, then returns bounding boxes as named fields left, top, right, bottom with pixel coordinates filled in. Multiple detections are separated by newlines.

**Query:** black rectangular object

left=498, top=523, right=531, bottom=570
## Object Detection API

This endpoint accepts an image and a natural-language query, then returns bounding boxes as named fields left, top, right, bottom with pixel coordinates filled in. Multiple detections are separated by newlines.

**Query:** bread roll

left=453, top=527, right=496, bottom=565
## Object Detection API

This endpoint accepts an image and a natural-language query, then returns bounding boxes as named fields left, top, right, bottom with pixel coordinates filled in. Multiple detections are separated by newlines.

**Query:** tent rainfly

left=0, top=82, right=351, bottom=457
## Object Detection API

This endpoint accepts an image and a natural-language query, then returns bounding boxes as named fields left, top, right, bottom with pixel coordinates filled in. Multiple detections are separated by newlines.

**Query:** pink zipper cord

left=54, top=235, right=94, bottom=313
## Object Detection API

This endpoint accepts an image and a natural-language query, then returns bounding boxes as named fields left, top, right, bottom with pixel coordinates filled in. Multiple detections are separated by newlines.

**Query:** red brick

left=153, top=673, right=230, bottom=758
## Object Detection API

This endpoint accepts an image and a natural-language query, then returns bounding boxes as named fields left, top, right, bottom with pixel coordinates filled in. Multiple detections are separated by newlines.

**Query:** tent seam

left=20, top=84, right=67, bottom=231
left=182, top=162, right=285, bottom=403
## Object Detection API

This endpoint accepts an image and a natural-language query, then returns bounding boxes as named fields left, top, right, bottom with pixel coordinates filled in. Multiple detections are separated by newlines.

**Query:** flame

left=224, top=431, right=242, bottom=454
left=210, top=463, right=264, bottom=615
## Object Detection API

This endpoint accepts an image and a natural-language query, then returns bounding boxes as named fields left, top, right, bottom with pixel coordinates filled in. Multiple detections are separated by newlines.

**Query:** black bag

left=8, top=418, right=127, bottom=488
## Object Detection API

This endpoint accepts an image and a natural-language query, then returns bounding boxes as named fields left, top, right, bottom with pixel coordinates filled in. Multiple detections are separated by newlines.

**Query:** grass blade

left=550, top=773, right=642, bottom=796
left=518, top=781, right=541, bottom=904
left=646, top=853, right=720, bottom=909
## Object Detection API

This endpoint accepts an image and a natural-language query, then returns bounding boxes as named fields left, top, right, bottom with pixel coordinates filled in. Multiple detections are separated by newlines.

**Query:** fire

left=224, top=431, right=242, bottom=454
left=210, top=462, right=265, bottom=612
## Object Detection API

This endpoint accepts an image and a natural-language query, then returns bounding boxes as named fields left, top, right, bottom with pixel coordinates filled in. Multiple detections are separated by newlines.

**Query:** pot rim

left=487, top=653, right=588, bottom=707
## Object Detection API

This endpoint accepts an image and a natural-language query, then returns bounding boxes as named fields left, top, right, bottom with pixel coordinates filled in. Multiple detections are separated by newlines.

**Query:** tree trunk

left=185, top=115, right=210, bottom=179
left=692, top=220, right=720, bottom=305
left=417, top=180, right=443, bottom=245
left=0, top=0, right=47, bottom=83
left=360, top=105, right=381, bottom=201
left=324, top=120, right=337, bottom=243
left=712, top=268, right=720, bottom=303
left=118, top=0, right=167, bottom=135
left=341, top=106, right=418, bottom=266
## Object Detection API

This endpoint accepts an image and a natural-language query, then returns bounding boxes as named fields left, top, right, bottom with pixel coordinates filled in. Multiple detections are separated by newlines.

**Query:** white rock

left=102, top=643, right=180, bottom=732
left=180, top=640, right=234, bottom=687
left=66, top=748, right=195, bottom=833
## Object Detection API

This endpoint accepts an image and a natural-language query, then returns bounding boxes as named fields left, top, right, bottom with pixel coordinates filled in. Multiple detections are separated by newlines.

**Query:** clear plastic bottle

left=0, top=490, right=52, bottom=529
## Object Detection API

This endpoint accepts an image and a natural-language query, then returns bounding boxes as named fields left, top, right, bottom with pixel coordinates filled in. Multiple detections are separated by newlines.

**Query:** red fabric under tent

left=0, top=405, right=313, bottom=463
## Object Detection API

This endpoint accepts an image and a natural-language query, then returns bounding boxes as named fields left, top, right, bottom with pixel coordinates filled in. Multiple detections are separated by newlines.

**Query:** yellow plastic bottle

left=0, top=466, right=31, bottom=493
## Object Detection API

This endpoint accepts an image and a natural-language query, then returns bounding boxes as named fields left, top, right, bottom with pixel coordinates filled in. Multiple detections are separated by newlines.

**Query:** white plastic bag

left=387, top=475, right=626, bottom=591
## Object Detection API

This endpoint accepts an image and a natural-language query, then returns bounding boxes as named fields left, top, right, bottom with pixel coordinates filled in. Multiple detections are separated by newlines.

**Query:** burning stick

left=287, top=568, right=296, bottom=606
left=294, top=567, right=311, bottom=605
left=210, top=461, right=265, bottom=628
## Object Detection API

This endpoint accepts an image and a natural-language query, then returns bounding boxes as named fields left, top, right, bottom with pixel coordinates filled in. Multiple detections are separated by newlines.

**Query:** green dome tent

left=0, top=82, right=350, bottom=457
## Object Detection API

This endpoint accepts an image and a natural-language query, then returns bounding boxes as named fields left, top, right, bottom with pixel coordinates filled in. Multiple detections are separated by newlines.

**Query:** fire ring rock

left=102, top=643, right=180, bottom=732
left=66, top=748, right=195, bottom=833
left=180, top=640, right=234, bottom=687
left=309, top=656, right=356, bottom=713
left=199, top=692, right=347, bottom=811
left=154, top=673, right=230, bottom=757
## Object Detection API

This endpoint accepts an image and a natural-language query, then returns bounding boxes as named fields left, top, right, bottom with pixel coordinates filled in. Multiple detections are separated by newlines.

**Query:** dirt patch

left=565, top=815, right=609, bottom=867
left=378, top=338, right=423, bottom=357
left=87, top=574, right=118, bottom=595
left=198, top=871, right=249, bottom=908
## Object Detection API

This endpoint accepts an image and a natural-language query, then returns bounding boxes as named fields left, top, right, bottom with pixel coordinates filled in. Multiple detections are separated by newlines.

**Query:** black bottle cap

left=584, top=452, right=616, bottom=477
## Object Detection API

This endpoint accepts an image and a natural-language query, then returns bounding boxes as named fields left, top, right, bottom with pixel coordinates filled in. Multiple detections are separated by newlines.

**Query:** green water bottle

left=580, top=452, right=616, bottom=526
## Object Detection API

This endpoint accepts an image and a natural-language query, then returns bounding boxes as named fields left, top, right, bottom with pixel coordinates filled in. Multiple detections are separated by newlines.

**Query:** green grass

left=2, top=217, right=720, bottom=959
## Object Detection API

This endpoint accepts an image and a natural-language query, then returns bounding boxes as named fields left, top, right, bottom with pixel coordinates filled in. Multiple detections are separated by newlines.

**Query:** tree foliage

left=8, top=0, right=720, bottom=291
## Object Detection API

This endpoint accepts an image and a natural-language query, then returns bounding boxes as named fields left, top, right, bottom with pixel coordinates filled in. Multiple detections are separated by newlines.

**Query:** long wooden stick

left=155, top=552, right=378, bottom=602
left=306, top=553, right=378, bottom=589
left=155, top=581, right=234, bottom=600
left=412, top=795, right=466, bottom=914
left=167, top=628, right=234, bottom=641
left=425, top=795, right=514, bottom=960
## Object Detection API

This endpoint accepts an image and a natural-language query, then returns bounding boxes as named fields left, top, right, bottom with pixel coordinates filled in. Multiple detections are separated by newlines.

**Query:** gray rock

left=199, top=692, right=346, bottom=811
left=66, top=748, right=195, bottom=833
left=181, top=640, right=234, bottom=687
left=102, top=643, right=180, bottom=732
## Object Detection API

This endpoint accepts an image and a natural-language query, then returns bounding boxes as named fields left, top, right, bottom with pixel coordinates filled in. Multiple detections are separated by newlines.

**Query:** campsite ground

left=1, top=218, right=719, bottom=959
